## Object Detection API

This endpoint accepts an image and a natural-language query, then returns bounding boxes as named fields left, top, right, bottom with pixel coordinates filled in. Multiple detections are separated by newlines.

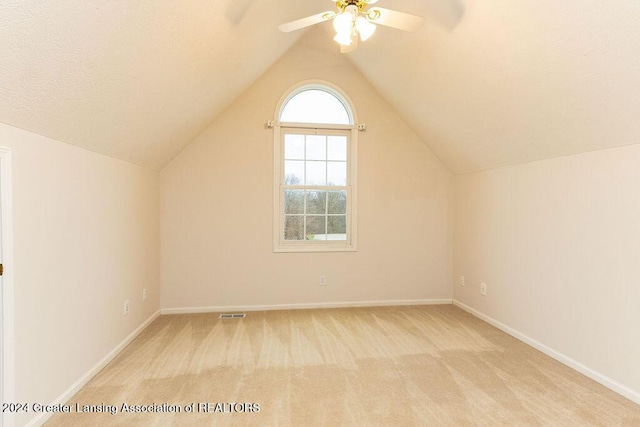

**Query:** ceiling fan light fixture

left=356, top=15, right=376, bottom=41
left=333, top=9, right=353, bottom=34
left=334, top=30, right=353, bottom=46
left=278, top=0, right=425, bottom=52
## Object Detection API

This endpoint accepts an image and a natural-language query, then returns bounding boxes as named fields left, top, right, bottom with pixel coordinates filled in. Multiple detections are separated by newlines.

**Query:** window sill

left=273, top=243, right=357, bottom=253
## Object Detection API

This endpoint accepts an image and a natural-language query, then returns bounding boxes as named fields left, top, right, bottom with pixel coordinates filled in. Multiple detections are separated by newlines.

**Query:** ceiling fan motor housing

left=336, top=0, right=370, bottom=14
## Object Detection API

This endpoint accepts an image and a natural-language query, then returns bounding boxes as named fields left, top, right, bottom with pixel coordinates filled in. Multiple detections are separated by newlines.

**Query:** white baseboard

left=25, top=310, right=161, bottom=427
left=452, top=299, right=640, bottom=405
left=161, top=298, right=453, bottom=315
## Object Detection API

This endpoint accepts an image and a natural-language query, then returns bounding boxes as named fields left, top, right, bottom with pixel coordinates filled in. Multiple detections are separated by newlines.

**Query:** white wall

left=160, top=31, right=454, bottom=310
left=454, top=143, right=640, bottom=399
left=0, top=123, right=161, bottom=426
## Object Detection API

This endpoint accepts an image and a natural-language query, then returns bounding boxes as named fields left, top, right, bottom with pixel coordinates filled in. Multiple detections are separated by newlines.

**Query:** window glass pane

left=284, top=216, right=304, bottom=240
left=328, top=191, right=347, bottom=214
left=280, top=90, right=351, bottom=125
left=306, top=135, right=326, bottom=160
left=284, top=190, right=304, bottom=214
left=306, top=191, right=327, bottom=215
left=327, top=161, right=347, bottom=186
left=327, top=216, right=347, bottom=238
left=284, top=160, right=304, bottom=185
left=327, top=136, right=347, bottom=161
left=306, top=216, right=327, bottom=240
left=306, top=161, right=326, bottom=186
left=284, top=134, right=305, bottom=160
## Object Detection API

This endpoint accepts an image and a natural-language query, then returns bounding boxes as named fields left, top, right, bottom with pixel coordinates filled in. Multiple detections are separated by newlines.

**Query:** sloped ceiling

left=347, top=0, right=640, bottom=173
left=0, top=0, right=312, bottom=168
left=1, top=0, right=640, bottom=172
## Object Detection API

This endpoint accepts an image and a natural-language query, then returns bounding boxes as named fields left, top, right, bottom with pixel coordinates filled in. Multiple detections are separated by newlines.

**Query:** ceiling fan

left=278, top=0, right=425, bottom=53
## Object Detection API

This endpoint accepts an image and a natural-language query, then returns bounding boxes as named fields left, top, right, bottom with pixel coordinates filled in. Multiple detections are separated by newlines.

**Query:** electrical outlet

left=124, top=300, right=130, bottom=315
left=142, top=288, right=147, bottom=302
left=459, top=275, right=465, bottom=287
left=480, top=282, right=487, bottom=296
left=320, top=275, right=326, bottom=286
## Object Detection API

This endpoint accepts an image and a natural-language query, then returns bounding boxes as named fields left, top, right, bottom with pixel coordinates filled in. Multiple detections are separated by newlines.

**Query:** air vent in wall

left=219, top=313, right=246, bottom=319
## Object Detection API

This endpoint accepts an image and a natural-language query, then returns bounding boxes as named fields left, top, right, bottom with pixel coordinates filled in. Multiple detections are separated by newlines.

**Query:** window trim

left=273, top=81, right=358, bottom=253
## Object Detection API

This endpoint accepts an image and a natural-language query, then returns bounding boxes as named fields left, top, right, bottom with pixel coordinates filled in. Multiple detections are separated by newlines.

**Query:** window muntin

left=283, top=133, right=347, bottom=187
left=274, top=83, right=357, bottom=252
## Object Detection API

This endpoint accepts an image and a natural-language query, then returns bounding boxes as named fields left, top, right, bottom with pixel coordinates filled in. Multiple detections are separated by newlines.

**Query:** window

left=273, top=83, right=357, bottom=252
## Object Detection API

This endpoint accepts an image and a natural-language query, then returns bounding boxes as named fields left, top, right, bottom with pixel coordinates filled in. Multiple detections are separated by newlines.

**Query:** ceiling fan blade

left=278, top=11, right=336, bottom=33
left=367, top=7, right=425, bottom=32
left=340, top=33, right=359, bottom=53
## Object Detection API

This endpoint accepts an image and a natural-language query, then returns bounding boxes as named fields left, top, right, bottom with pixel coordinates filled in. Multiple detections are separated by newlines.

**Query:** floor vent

left=219, top=313, right=246, bottom=319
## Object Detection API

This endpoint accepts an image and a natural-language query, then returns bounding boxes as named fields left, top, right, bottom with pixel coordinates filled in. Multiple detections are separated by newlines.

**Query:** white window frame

left=273, top=81, right=358, bottom=253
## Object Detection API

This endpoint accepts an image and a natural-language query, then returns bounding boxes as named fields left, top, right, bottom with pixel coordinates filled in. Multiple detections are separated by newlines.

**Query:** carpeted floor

left=46, top=305, right=640, bottom=426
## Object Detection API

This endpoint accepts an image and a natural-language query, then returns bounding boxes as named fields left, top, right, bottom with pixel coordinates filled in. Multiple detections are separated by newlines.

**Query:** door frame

left=0, top=146, right=15, bottom=427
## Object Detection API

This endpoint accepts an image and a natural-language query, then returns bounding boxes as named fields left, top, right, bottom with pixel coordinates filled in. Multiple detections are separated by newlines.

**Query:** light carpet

left=46, top=305, right=640, bottom=426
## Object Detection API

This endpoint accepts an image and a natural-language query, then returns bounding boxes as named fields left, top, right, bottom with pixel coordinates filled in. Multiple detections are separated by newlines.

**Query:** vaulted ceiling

left=2, top=0, right=640, bottom=173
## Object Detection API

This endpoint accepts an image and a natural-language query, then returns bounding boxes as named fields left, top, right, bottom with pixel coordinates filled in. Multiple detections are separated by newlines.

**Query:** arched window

left=280, top=89, right=351, bottom=125
left=273, top=83, right=358, bottom=252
